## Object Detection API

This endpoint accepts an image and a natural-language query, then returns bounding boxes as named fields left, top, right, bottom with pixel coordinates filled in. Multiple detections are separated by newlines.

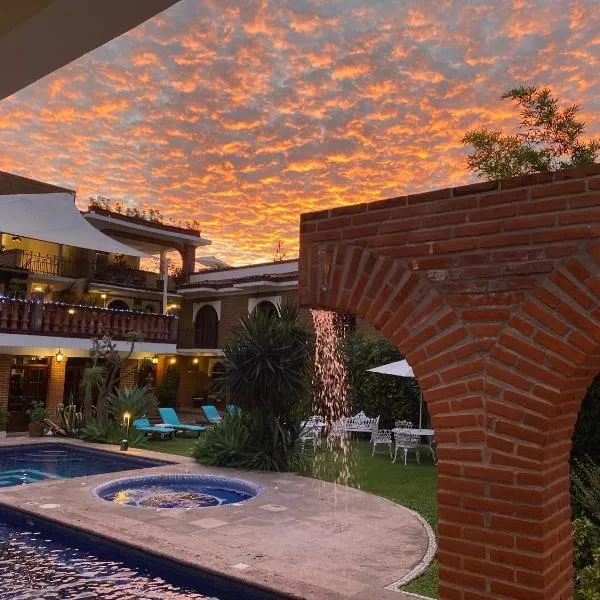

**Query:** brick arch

left=298, top=164, right=600, bottom=600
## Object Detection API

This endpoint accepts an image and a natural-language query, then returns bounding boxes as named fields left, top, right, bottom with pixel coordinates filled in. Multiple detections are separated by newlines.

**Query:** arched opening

left=107, top=299, right=129, bottom=311
left=195, top=305, right=219, bottom=348
left=298, top=167, right=600, bottom=600
left=254, top=300, right=278, bottom=319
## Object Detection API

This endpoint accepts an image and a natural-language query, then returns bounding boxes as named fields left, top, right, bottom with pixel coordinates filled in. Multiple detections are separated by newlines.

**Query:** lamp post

left=120, top=411, right=131, bottom=451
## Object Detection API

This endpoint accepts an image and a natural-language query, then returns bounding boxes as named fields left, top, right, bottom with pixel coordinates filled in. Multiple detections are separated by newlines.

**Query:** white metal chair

left=370, top=422, right=392, bottom=457
left=299, top=424, right=321, bottom=453
left=393, top=429, right=421, bottom=466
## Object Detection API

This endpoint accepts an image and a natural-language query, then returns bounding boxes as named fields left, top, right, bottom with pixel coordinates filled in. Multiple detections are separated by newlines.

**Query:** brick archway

left=298, top=164, right=600, bottom=600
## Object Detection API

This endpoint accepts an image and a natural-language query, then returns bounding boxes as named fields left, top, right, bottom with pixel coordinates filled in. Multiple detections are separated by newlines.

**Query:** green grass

left=146, top=435, right=198, bottom=457
left=148, top=436, right=438, bottom=598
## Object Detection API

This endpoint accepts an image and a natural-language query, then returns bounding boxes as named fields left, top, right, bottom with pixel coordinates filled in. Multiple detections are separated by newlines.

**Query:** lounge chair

left=159, top=407, right=206, bottom=437
left=226, top=404, right=241, bottom=415
left=202, top=404, right=223, bottom=424
left=133, top=418, right=175, bottom=439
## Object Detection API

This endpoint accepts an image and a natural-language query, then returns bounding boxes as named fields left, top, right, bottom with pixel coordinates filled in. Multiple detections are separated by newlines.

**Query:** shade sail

left=367, top=359, right=414, bottom=378
left=0, top=193, right=147, bottom=257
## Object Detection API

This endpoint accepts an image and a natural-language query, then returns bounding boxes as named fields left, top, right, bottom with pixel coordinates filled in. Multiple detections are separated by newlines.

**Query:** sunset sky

left=1, top=0, right=599, bottom=266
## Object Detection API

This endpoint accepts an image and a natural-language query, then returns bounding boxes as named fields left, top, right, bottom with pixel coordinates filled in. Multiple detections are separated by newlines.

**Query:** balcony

left=0, top=297, right=177, bottom=342
left=0, top=250, right=180, bottom=292
left=92, top=265, right=177, bottom=292
left=0, top=249, right=91, bottom=278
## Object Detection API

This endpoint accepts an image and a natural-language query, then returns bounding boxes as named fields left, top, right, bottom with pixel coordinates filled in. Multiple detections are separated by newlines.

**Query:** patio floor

left=0, top=437, right=434, bottom=600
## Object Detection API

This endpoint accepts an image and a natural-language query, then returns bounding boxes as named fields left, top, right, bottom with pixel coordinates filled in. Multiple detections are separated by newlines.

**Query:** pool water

left=95, top=474, right=262, bottom=508
left=0, top=444, right=168, bottom=487
left=0, top=506, right=285, bottom=599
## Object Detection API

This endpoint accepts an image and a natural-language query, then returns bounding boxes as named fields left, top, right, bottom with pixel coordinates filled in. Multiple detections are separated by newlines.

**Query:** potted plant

left=0, top=406, right=8, bottom=438
left=26, top=401, right=48, bottom=437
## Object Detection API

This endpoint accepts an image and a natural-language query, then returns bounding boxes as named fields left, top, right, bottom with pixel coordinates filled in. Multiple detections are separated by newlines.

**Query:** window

left=254, top=300, right=278, bottom=318
left=195, top=305, right=219, bottom=348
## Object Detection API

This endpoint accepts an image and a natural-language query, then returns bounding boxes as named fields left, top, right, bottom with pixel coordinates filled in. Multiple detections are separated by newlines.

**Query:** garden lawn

left=147, top=436, right=438, bottom=598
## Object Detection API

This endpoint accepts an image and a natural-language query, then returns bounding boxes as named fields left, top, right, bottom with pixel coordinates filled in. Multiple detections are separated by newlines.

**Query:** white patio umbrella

left=367, top=359, right=424, bottom=430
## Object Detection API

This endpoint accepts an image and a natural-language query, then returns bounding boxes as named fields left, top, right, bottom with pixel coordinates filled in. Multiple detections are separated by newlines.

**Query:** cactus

left=57, top=396, right=83, bottom=436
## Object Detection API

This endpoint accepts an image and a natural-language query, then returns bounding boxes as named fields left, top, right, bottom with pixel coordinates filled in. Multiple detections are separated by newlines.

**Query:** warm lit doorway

left=7, top=357, right=49, bottom=432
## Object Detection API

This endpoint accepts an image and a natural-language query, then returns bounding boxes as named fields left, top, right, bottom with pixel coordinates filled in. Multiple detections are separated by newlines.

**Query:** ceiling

left=0, top=0, right=181, bottom=100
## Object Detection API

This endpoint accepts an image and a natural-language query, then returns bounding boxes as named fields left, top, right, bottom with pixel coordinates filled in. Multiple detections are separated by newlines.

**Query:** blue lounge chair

left=202, top=405, right=223, bottom=424
left=133, top=418, right=175, bottom=439
left=227, top=404, right=241, bottom=415
left=159, top=407, right=207, bottom=437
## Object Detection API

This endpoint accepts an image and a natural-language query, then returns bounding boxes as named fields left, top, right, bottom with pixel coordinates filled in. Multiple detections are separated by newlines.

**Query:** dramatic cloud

left=1, top=0, right=599, bottom=265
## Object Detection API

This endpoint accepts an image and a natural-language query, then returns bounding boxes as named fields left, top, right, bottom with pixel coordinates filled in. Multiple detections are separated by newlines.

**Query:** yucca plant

left=207, top=302, right=312, bottom=471
left=106, top=386, right=158, bottom=422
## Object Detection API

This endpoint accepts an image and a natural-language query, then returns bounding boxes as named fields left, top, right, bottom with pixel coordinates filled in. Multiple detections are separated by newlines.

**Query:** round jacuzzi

left=93, top=474, right=263, bottom=509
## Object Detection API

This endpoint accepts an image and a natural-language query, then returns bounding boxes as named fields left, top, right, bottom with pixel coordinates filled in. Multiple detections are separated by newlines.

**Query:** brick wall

left=298, top=163, right=600, bottom=600
left=47, top=356, right=66, bottom=415
left=118, top=359, right=138, bottom=389
left=0, top=355, right=11, bottom=410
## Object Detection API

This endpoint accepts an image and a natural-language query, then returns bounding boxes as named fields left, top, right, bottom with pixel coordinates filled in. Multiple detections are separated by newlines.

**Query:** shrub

left=574, top=517, right=600, bottom=600
left=193, top=412, right=305, bottom=472
left=573, top=375, right=600, bottom=463
left=157, top=367, right=180, bottom=407
left=346, top=332, right=422, bottom=428
left=573, top=457, right=600, bottom=525
left=192, top=413, right=249, bottom=467
left=26, top=401, right=49, bottom=423
left=107, top=386, right=158, bottom=421
left=80, top=417, right=147, bottom=447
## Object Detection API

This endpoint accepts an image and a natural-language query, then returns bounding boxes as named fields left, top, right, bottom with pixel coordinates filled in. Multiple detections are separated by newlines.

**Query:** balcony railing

left=0, top=250, right=180, bottom=291
left=0, top=249, right=91, bottom=278
left=92, top=265, right=177, bottom=292
left=0, top=297, right=177, bottom=342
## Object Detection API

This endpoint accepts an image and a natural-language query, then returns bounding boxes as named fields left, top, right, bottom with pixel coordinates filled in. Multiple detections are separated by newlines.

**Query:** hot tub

left=94, top=474, right=263, bottom=508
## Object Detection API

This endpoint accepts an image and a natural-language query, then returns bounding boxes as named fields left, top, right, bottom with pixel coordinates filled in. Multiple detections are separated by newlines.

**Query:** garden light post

left=121, top=411, right=131, bottom=451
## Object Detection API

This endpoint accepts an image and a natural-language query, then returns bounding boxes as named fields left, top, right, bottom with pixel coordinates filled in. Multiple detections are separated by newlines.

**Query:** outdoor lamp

left=192, top=357, right=199, bottom=365
left=55, top=349, right=64, bottom=363
left=151, top=354, right=159, bottom=365
left=169, top=357, right=177, bottom=365
left=121, top=412, right=131, bottom=451
left=68, top=308, right=75, bottom=315
left=100, top=293, right=107, bottom=300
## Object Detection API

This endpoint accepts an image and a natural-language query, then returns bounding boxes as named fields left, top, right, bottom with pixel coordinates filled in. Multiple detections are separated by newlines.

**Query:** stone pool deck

left=0, top=437, right=434, bottom=600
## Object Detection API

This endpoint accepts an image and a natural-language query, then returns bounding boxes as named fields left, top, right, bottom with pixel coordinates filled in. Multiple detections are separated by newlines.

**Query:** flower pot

left=28, top=422, right=45, bottom=437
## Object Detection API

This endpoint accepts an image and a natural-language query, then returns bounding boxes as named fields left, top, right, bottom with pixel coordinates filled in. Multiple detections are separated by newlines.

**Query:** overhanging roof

left=0, top=193, right=147, bottom=256
left=1, top=0, right=181, bottom=100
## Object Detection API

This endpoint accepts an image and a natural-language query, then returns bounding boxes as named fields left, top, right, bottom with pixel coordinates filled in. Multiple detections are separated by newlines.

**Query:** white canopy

left=0, top=193, right=147, bottom=257
left=367, top=359, right=414, bottom=378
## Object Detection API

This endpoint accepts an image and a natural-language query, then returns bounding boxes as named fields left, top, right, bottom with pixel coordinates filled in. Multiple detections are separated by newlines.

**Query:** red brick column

left=298, top=164, right=600, bottom=600
left=47, top=356, right=66, bottom=417
left=0, top=355, right=12, bottom=410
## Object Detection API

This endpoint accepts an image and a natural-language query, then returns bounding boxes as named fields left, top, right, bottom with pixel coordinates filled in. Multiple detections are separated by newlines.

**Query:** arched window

left=107, top=299, right=129, bottom=311
left=195, top=305, right=219, bottom=348
left=254, top=300, right=278, bottom=319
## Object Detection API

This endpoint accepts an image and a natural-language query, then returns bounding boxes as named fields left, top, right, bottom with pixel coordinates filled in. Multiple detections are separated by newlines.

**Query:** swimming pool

left=0, top=443, right=169, bottom=487
left=0, top=505, right=287, bottom=599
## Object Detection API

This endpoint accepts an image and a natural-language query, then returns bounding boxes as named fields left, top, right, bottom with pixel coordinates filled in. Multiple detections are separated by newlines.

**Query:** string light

left=0, top=295, right=177, bottom=317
